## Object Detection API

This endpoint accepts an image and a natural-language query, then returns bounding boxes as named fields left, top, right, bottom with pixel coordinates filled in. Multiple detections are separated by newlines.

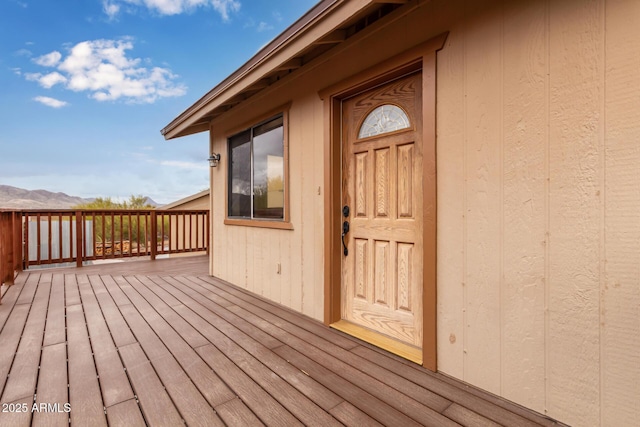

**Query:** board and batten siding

left=209, top=93, right=325, bottom=322
left=205, top=0, right=638, bottom=425
left=436, top=0, right=640, bottom=425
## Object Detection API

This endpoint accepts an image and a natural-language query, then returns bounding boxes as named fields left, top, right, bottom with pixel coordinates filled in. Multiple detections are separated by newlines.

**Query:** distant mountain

left=0, top=185, right=158, bottom=209
left=144, top=197, right=159, bottom=207
left=0, top=185, right=91, bottom=209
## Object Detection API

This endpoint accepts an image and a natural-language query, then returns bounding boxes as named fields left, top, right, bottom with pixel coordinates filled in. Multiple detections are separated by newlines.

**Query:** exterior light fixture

left=208, top=153, right=221, bottom=168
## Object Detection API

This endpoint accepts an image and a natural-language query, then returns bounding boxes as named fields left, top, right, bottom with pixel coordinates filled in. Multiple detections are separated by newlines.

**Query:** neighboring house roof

left=158, top=189, right=210, bottom=210
left=161, top=0, right=411, bottom=140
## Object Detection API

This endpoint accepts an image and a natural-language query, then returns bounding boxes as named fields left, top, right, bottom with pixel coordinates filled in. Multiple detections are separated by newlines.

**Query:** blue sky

left=0, top=0, right=317, bottom=204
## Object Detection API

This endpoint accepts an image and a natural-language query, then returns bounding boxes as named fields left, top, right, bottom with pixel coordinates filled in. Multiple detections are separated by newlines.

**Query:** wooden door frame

left=321, top=33, right=447, bottom=371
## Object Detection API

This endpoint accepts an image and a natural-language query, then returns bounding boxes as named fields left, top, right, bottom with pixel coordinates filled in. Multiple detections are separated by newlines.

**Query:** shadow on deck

left=0, top=256, right=563, bottom=426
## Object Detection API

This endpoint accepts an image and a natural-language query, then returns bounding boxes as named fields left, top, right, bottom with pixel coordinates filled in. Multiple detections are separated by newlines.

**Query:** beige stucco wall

left=207, top=1, right=639, bottom=425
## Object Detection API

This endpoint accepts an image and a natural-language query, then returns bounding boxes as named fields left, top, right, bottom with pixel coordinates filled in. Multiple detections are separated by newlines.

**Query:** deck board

left=329, top=401, right=384, bottom=427
left=66, top=303, right=108, bottom=427
left=15, top=273, right=39, bottom=306
left=117, top=343, right=184, bottom=426
left=0, top=257, right=565, bottom=427
left=0, top=304, right=30, bottom=396
left=153, top=278, right=345, bottom=412
left=88, top=275, right=137, bottom=348
left=187, top=277, right=456, bottom=425
left=131, top=276, right=339, bottom=426
left=0, top=395, right=32, bottom=427
left=351, top=345, right=552, bottom=427
left=0, top=273, right=27, bottom=330
left=105, top=399, right=146, bottom=427
left=116, top=276, right=234, bottom=408
left=275, top=344, right=424, bottom=427
left=79, top=275, right=134, bottom=408
left=126, top=276, right=209, bottom=348
left=42, top=274, right=66, bottom=346
left=214, top=397, right=265, bottom=427
left=33, top=342, right=69, bottom=427
left=170, top=294, right=344, bottom=414
left=63, top=274, right=80, bottom=307
left=166, top=276, right=283, bottom=349
left=197, top=275, right=359, bottom=350
left=2, top=276, right=51, bottom=403
left=197, top=344, right=302, bottom=427
left=115, top=302, right=223, bottom=426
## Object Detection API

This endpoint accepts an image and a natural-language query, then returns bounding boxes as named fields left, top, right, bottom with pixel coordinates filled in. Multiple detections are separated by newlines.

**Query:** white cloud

left=26, top=71, right=67, bottom=89
left=14, top=48, right=32, bottom=57
left=102, top=0, right=120, bottom=19
left=39, top=72, right=68, bottom=88
left=256, top=22, right=273, bottom=32
left=11, top=67, right=21, bottom=76
left=33, top=96, right=69, bottom=108
left=105, top=0, right=240, bottom=20
left=33, top=51, right=62, bottom=67
left=25, top=38, right=186, bottom=104
left=24, top=72, right=41, bottom=81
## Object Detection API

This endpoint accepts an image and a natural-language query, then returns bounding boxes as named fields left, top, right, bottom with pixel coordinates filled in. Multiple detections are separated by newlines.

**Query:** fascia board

left=162, top=0, right=377, bottom=140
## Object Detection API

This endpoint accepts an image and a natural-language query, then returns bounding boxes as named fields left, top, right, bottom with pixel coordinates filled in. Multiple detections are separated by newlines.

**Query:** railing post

left=13, top=212, right=23, bottom=273
left=75, top=210, right=83, bottom=268
left=0, top=213, right=5, bottom=302
left=0, top=212, right=9, bottom=293
left=23, top=212, right=29, bottom=270
left=150, top=211, right=157, bottom=261
left=206, top=210, right=210, bottom=256
left=2, top=209, right=208, bottom=276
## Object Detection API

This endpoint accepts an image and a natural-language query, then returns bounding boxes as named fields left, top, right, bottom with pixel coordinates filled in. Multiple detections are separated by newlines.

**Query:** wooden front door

left=340, top=72, right=423, bottom=358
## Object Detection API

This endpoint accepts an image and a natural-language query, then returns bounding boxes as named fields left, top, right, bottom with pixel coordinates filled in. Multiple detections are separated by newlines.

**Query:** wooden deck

left=0, top=257, right=563, bottom=426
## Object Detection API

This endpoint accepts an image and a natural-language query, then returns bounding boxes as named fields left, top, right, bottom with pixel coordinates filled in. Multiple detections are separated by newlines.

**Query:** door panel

left=341, top=72, right=423, bottom=349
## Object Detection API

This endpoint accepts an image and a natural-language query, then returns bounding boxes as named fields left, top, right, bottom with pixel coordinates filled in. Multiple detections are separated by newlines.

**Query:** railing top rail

left=154, top=209, right=210, bottom=214
left=1, top=208, right=209, bottom=292
left=10, top=209, right=157, bottom=214
left=0, top=209, right=209, bottom=214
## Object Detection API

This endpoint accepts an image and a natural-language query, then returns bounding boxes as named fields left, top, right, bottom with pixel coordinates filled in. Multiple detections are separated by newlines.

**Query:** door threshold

left=330, top=320, right=422, bottom=365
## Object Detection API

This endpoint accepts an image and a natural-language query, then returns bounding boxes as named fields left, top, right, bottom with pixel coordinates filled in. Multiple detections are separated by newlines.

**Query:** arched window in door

left=358, top=104, right=411, bottom=139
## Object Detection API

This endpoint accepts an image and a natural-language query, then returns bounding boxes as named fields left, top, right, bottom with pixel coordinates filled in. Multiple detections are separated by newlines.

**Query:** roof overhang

left=158, top=189, right=210, bottom=210
left=161, top=0, right=411, bottom=140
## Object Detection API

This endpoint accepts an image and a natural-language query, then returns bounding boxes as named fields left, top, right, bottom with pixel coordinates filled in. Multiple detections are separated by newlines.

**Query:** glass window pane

left=358, top=104, right=410, bottom=138
left=253, top=117, right=284, bottom=219
left=228, top=130, right=251, bottom=218
left=254, top=115, right=283, bottom=137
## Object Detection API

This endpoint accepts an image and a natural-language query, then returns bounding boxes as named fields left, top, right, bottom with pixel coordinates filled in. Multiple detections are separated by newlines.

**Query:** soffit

left=161, top=0, right=410, bottom=140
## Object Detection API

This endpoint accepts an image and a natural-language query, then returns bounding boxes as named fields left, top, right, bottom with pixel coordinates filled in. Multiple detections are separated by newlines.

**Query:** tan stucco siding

left=436, top=0, right=639, bottom=426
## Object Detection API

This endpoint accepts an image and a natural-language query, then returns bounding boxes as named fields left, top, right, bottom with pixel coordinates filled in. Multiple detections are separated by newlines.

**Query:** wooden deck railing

left=0, top=211, right=23, bottom=288
left=0, top=209, right=209, bottom=297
